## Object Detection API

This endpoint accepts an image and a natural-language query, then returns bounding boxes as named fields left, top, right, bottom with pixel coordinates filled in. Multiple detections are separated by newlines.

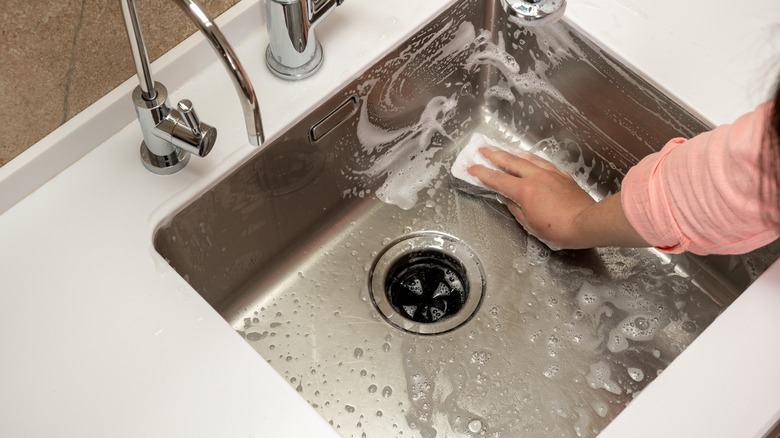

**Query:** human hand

left=466, top=147, right=597, bottom=250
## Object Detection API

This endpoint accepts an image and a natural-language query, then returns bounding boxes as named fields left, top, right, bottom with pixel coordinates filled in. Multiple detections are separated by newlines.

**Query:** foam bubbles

left=358, top=94, right=458, bottom=210
left=586, top=361, right=622, bottom=395
left=484, top=85, right=516, bottom=104
left=577, top=282, right=602, bottom=310
left=608, top=313, right=662, bottom=353
left=627, top=367, right=645, bottom=382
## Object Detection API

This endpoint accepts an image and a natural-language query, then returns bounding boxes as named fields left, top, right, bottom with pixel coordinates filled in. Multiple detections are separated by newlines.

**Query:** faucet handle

left=175, top=99, right=216, bottom=158
left=148, top=96, right=217, bottom=159
left=178, top=99, right=203, bottom=136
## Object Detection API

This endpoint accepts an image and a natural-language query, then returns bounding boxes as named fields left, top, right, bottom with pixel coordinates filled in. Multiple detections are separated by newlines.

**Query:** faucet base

left=265, top=42, right=323, bottom=81
left=140, top=142, right=190, bottom=175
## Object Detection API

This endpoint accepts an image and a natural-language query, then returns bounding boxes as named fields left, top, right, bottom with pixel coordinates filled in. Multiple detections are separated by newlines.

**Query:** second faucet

left=264, top=0, right=345, bottom=81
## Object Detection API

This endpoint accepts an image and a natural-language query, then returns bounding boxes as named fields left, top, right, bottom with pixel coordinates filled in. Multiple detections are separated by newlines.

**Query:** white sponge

left=450, top=133, right=513, bottom=191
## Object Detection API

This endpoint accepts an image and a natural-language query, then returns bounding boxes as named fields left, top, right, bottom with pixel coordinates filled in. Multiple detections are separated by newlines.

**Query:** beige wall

left=0, top=0, right=240, bottom=167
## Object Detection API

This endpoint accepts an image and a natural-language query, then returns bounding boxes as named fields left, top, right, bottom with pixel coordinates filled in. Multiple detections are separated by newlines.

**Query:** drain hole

left=370, top=232, right=485, bottom=335
left=385, top=250, right=468, bottom=324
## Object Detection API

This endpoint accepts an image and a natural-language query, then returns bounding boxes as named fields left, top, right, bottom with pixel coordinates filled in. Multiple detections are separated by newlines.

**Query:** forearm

left=620, top=103, right=779, bottom=255
left=571, top=192, right=649, bottom=249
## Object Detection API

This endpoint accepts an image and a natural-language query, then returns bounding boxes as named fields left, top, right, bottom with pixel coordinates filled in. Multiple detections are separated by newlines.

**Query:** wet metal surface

left=155, top=0, right=779, bottom=436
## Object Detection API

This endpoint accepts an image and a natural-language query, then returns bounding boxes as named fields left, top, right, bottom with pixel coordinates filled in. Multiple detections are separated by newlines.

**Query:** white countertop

left=1, top=0, right=779, bottom=436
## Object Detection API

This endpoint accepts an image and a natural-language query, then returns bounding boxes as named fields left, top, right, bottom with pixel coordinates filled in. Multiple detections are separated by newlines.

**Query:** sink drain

left=369, top=232, right=485, bottom=335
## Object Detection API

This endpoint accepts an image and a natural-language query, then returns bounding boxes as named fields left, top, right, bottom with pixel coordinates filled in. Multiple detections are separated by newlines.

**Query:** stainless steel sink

left=155, top=0, right=779, bottom=436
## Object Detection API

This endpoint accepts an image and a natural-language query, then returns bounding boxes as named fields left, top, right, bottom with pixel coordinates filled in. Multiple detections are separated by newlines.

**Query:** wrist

left=568, top=201, right=600, bottom=249
left=569, top=193, right=648, bottom=249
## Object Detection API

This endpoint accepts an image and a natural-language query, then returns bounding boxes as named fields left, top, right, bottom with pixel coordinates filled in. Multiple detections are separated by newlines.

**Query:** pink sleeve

left=620, top=102, right=778, bottom=255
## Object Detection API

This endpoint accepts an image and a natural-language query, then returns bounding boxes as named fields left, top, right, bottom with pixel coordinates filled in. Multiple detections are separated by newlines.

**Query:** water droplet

left=682, top=320, right=697, bottom=333
left=627, top=367, right=644, bottom=382
left=368, top=384, right=378, bottom=393
left=471, top=351, right=491, bottom=365
left=354, top=348, right=364, bottom=359
left=382, top=386, right=393, bottom=398
left=635, top=317, right=650, bottom=330
left=245, top=331, right=267, bottom=342
left=468, top=419, right=483, bottom=433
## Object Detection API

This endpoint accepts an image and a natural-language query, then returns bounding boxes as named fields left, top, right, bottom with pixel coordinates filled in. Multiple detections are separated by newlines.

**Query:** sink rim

left=149, top=1, right=776, bottom=436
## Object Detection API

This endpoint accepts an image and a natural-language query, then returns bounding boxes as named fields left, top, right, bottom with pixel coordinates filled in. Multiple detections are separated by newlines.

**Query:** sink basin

left=155, top=0, right=778, bottom=436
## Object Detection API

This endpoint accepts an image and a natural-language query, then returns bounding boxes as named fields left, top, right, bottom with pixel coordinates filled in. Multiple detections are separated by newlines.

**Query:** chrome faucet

left=501, top=0, right=566, bottom=26
left=120, top=0, right=265, bottom=175
left=264, top=0, right=344, bottom=81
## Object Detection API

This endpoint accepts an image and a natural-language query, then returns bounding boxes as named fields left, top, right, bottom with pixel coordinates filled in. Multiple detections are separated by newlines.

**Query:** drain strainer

left=369, top=232, right=485, bottom=335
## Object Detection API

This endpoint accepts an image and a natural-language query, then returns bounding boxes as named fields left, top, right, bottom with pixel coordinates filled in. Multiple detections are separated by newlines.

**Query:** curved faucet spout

left=174, top=0, right=265, bottom=145
left=121, top=0, right=264, bottom=176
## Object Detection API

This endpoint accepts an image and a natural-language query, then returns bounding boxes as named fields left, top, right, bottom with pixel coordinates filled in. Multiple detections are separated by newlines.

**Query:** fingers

left=467, top=164, right=524, bottom=200
left=466, top=146, right=542, bottom=201
left=478, top=146, right=563, bottom=177
left=515, top=151, right=561, bottom=173
left=465, top=145, right=567, bottom=221
left=478, top=147, right=539, bottom=178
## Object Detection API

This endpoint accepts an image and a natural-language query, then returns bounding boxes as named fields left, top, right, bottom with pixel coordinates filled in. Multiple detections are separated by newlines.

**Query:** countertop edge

left=1, top=0, right=780, bottom=437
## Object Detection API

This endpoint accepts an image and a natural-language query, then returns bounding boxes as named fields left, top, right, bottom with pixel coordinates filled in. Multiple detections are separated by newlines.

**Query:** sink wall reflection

left=155, top=0, right=779, bottom=436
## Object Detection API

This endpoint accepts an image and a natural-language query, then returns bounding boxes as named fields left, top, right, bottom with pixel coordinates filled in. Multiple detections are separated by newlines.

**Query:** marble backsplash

left=0, top=0, right=240, bottom=167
